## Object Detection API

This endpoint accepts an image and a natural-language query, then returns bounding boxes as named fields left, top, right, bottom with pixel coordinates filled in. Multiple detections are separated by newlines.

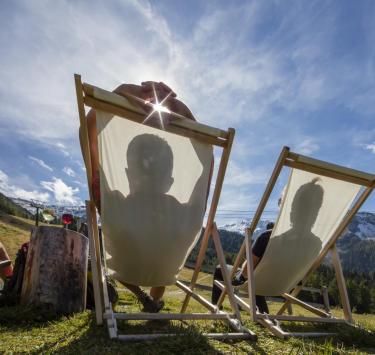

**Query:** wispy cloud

left=0, top=169, right=49, bottom=202
left=225, top=162, right=267, bottom=186
left=365, top=142, right=375, bottom=154
left=40, top=177, right=81, bottom=205
left=294, top=138, right=320, bottom=155
left=1, top=1, right=375, bottom=213
left=56, top=143, right=70, bottom=157
left=63, top=166, right=76, bottom=178
left=28, top=156, right=53, bottom=172
left=73, top=180, right=85, bottom=187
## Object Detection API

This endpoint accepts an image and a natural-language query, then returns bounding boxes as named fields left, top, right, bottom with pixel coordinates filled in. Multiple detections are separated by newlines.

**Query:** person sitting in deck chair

left=81, top=81, right=213, bottom=313
left=211, top=186, right=286, bottom=313
left=212, top=178, right=324, bottom=313
left=211, top=222, right=274, bottom=314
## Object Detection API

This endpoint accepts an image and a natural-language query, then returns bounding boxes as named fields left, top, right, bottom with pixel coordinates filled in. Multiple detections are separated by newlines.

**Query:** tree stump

left=21, top=226, right=89, bottom=315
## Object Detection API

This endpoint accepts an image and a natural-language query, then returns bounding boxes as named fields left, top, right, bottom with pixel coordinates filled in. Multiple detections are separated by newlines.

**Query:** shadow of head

left=125, top=134, right=174, bottom=194
left=290, top=177, right=324, bottom=232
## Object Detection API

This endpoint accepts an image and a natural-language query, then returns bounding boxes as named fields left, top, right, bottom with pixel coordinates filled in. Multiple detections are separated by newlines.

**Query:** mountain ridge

left=218, top=212, right=375, bottom=240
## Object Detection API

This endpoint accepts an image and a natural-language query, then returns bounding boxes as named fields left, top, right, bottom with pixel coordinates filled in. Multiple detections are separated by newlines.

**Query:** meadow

left=1, top=213, right=374, bottom=354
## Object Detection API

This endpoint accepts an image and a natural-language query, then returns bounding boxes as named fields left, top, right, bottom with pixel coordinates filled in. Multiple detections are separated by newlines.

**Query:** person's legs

left=255, top=295, right=269, bottom=314
left=122, top=281, right=146, bottom=299
left=122, top=281, right=164, bottom=313
left=211, top=264, right=234, bottom=305
left=212, top=265, right=224, bottom=304
left=150, top=286, right=165, bottom=302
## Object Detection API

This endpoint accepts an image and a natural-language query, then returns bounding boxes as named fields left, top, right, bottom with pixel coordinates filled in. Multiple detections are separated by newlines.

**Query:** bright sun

left=142, top=83, right=172, bottom=129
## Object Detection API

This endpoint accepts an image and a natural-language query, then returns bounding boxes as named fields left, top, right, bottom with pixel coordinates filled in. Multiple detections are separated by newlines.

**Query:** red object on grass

left=62, top=213, right=73, bottom=225
left=4, top=264, right=13, bottom=278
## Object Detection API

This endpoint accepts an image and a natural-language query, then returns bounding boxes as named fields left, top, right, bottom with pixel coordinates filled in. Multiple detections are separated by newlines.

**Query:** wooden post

left=331, top=244, right=353, bottom=323
left=181, top=128, right=235, bottom=313
left=322, top=286, right=330, bottom=313
left=211, top=224, right=241, bottom=320
left=245, top=232, right=256, bottom=321
left=217, top=146, right=289, bottom=308
left=21, top=226, right=89, bottom=314
left=86, top=201, right=104, bottom=324
left=75, top=74, right=105, bottom=314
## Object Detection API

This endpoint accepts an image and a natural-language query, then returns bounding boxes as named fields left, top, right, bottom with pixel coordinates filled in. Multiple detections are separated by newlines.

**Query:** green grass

left=0, top=212, right=55, bottom=260
left=1, top=213, right=375, bottom=354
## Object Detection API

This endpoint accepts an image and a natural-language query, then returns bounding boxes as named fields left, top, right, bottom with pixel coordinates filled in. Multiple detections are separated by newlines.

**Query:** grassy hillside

left=0, top=193, right=33, bottom=220
left=1, top=214, right=375, bottom=353
left=0, top=213, right=34, bottom=260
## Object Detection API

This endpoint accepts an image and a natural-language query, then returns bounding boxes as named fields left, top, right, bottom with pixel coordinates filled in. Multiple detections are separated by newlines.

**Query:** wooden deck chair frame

left=216, top=146, right=375, bottom=339
left=74, top=74, right=256, bottom=341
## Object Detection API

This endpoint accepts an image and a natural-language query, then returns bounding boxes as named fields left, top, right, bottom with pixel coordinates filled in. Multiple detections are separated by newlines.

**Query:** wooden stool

left=21, top=226, right=89, bottom=314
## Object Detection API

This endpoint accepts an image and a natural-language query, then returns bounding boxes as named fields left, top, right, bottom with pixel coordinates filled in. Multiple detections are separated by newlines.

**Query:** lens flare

left=152, top=103, right=171, bottom=114
left=142, top=83, right=172, bottom=129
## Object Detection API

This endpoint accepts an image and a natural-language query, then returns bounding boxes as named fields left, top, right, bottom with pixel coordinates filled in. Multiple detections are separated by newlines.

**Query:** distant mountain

left=337, top=233, right=375, bottom=273
left=217, top=212, right=375, bottom=274
left=11, top=197, right=86, bottom=219
left=8, top=195, right=375, bottom=274
left=345, top=212, right=375, bottom=240
left=219, top=212, right=375, bottom=240
left=218, top=219, right=273, bottom=238
left=0, top=193, right=33, bottom=219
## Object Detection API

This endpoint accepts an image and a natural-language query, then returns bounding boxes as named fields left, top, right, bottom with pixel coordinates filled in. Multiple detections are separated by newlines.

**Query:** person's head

left=125, top=134, right=174, bottom=194
left=266, top=222, right=275, bottom=230
left=290, top=177, right=324, bottom=231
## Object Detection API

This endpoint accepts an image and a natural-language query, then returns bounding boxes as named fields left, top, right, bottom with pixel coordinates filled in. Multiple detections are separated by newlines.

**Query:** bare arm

left=80, top=81, right=193, bottom=208
left=86, top=83, right=159, bottom=174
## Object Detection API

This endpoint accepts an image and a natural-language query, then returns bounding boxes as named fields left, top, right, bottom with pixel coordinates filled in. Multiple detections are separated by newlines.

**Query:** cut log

left=21, top=226, right=89, bottom=315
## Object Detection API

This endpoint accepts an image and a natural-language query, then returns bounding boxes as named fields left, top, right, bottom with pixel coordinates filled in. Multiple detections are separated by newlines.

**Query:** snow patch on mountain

left=10, top=198, right=86, bottom=219
left=219, top=212, right=375, bottom=240
left=347, top=212, right=375, bottom=240
left=219, top=219, right=273, bottom=239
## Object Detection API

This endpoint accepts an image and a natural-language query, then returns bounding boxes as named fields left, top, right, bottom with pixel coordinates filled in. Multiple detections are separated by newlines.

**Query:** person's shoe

left=232, top=272, right=247, bottom=287
left=138, top=291, right=164, bottom=313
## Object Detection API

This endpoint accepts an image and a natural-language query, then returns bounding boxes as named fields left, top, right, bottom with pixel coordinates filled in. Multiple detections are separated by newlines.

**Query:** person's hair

left=266, top=222, right=274, bottom=230
left=127, top=134, right=173, bottom=176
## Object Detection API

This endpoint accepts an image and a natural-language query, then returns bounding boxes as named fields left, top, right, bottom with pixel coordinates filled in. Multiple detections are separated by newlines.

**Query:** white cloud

left=295, top=138, right=320, bottom=155
left=225, top=162, right=267, bottom=186
left=0, top=1, right=372, bottom=141
left=40, top=177, right=81, bottom=205
left=217, top=188, right=259, bottom=212
left=365, top=142, right=375, bottom=154
left=28, top=156, right=53, bottom=172
left=0, top=169, right=50, bottom=202
left=63, top=166, right=76, bottom=177
left=1, top=1, right=374, bottom=213
left=56, top=143, right=70, bottom=157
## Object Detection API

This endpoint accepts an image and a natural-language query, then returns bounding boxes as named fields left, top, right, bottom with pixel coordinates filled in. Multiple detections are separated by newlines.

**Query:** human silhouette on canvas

left=270, top=177, right=324, bottom=275
left=81, top=81, right=213, bottom=312
left=101, top=133, right=211, bottom=308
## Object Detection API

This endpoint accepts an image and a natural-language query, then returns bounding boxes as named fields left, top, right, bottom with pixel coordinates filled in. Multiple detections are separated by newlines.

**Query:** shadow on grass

left=281, top=320, right=375, bottom=351
left=39, top=316, right=257, bottom=355
left=0, top=305, right=262, bottom=354
left=0, top=304, right=67, bottom=329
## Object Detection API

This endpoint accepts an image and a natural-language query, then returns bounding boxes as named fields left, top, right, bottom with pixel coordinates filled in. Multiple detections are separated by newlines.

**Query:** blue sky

left=0, top=0, right=374, bottom=223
